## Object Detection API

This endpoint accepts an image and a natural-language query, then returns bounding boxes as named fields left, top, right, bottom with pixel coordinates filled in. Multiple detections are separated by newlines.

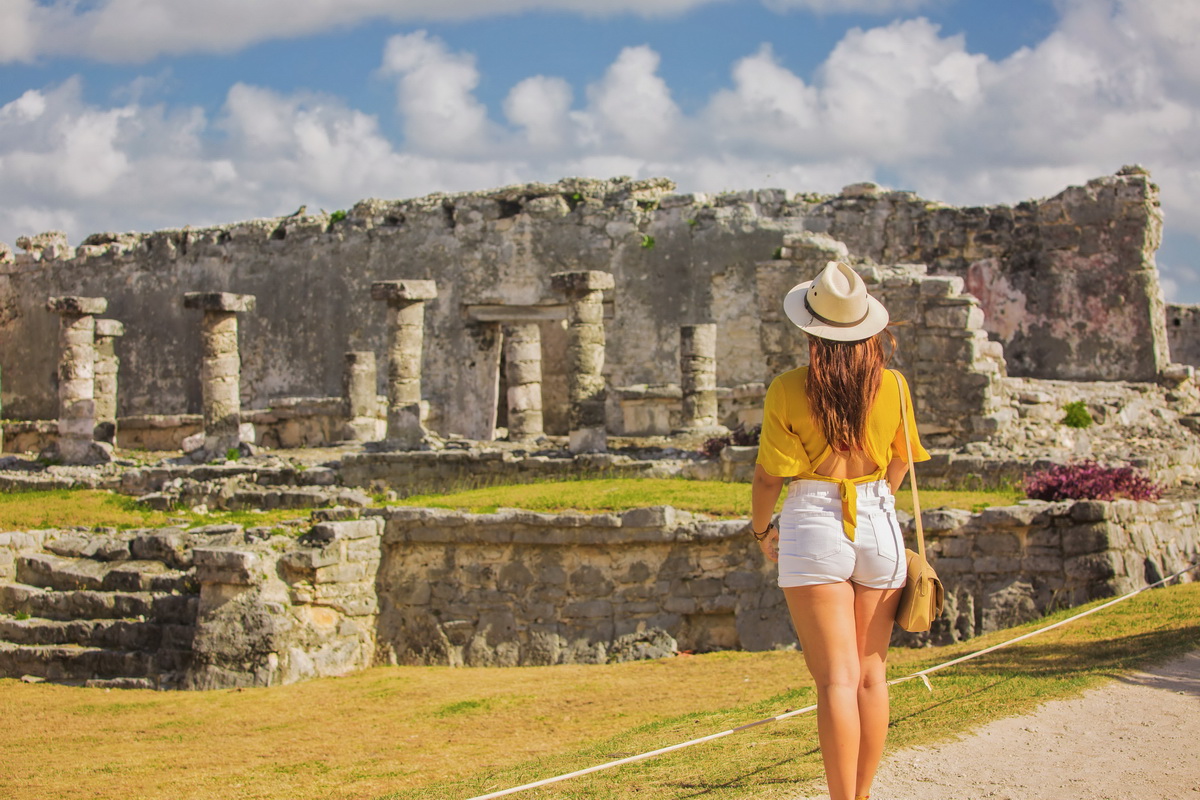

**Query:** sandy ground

left=794, top=650, right=1200, bottom=800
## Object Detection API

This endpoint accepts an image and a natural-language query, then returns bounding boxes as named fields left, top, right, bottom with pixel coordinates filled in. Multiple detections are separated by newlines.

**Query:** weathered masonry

left=0, top=497, right=1194, bottom=686
left=0, top=168, right=1172, bottom=443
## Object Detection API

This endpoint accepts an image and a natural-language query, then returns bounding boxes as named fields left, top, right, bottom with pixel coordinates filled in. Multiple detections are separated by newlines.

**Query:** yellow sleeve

left=891, top=370, right=930, bottom=464
left=756, top=375, right=810, bottom=477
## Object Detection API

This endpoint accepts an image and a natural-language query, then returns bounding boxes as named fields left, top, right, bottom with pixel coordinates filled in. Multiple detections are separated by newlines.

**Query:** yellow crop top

left=756, top=367, right=930, bottom=478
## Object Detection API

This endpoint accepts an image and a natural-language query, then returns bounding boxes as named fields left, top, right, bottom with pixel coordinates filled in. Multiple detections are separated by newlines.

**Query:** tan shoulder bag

left=893, top=370, right=945, bottom=633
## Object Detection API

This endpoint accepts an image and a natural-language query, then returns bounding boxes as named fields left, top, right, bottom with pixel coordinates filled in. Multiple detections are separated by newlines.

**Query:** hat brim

left=783, top=281, right=890, bottom=342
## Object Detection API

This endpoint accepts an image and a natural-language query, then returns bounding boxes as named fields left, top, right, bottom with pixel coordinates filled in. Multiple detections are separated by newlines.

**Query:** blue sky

left=3, top=0, right=1200, bottom=301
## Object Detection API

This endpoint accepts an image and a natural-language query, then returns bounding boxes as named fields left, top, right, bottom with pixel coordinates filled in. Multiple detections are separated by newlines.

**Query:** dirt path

left=794, top=650, right=1200, bottom=800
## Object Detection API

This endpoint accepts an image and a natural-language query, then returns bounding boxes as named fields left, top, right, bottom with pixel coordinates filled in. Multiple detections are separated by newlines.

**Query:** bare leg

left=784, top=582, right=859, bottom=800
left=853, top=583, right=903, bottom=798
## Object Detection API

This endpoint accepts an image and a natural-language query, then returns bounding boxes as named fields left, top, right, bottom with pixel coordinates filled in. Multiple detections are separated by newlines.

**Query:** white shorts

left=777, top=478, right=907, bottom=590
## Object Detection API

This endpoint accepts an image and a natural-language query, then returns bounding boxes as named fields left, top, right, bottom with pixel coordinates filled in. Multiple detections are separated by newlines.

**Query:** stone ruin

left=0, top=167, right=1196, bottom=688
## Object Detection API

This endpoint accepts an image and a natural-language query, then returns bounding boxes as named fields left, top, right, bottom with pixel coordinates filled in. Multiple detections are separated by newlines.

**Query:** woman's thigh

left=853, top=584, right=903, bottom=676
left=783, top=582, right=860, bottom=685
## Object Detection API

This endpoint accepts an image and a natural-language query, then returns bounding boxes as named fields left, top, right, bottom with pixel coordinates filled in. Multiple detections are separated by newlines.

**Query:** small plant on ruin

left=1061, top=400, right=1094, bottom=429
left=329, top=209, right=347, bottom=224
left=686, top=218, right=698, bottom=227
left=772, top=246, right=783, bottom=259
left=1024, top=460, right=1163, bottom=502
left=14, top=611, right=29, bottom=621
left=700, top=423, right=761, bottom=458
left=640, top=234, right=656, bottom=249
left=225, top=447, right=241, bottom=462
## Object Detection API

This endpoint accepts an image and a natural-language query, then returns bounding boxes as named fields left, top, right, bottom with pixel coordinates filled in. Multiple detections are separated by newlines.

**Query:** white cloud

left=582, top=46, right=683, bottom=157
left=0, top=0, right=38, bottom=62
left=505, top=76, right=574, bottom=149
left=379, top=31, right=496, bottom=155
left=763, top=0, right=938, bottom=12
left=0, top=0, right=733, bottom=64
left=4, top=3, right=1200, bottom=302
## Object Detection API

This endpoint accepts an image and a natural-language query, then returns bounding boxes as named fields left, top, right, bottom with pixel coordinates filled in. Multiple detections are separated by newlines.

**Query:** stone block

left=938, top=538, right=973, bottom=558
left=183, top=292, right=256, bottom=313
left=94, top=319, right=125, bottom=338
left=663, top=596, right=697, bottom=614
left=687, top=577, right=723, bottom=597
left=973, top=556, right=1022, bottom=573
left=1069, top=501, right=1110, bottom=522
left=921, top=508, right=972, bottom=533
left=307, top=518, right=382, bottom=542
left=929, top=556, right=972, bottom=573
left=925, top=302, right=984, bottom=329
left=550, top=270, right=615, bottom=294
left=620, top=506, right=676, bottom=529
left=1065, top=552, right=1118, bottom=582
left=562, top=600, right=612, bottom=619
left=919, top=276, right=965, bottom=297
left=1061, top=524, right=1112, bottom=556
left=314, top=561, right=368, bottom=584
left=370, top=279, right=438, bottom=303
left=47, top=296, right=107, bottom=316
left=281, top=546, right=340, bottom=571
left=974, top=532, right=1022, bottom=555
left=193, top=547, right=259, bottom=584
left=979, top=504, right=1049, bottom=527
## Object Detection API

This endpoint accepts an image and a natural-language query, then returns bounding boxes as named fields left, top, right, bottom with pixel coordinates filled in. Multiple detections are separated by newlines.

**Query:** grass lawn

left=0, top=480, right=1027, bottom=533
left=1, top=582, right=1195, bottom=800
left=394, top=478, right=1026, bottom=518
left=0, top=489, right=314, bottom=532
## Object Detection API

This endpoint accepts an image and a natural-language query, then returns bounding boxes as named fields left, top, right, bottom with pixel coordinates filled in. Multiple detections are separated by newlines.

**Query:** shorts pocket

left=789, top=515, right=843, bottom=560
left=871, top=513, right=901, bottom=563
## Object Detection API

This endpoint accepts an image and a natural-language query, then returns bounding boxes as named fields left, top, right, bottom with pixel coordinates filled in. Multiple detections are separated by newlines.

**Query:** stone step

left=0, top=641, right=191, bottom=687
left=0, top=615, right=194, bottom=651
left=0, top=583, right=198, bottom=624
left=16, top=553, right=195, bottom=594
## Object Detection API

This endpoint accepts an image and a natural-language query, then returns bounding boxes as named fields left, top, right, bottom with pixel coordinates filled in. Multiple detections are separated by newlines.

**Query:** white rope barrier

left=464, top=560, right=1199, bottom=800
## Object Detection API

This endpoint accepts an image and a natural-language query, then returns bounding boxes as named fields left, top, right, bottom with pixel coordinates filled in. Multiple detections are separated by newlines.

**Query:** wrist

left=751, top=521, right=776, bottom=541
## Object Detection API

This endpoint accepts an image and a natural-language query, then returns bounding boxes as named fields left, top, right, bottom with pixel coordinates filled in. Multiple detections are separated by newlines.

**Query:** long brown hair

left=806, top=330, right=895, bottom=451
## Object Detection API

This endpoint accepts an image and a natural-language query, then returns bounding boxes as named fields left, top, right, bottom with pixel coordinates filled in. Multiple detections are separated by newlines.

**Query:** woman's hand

left=757, top=525, right=779, bottom=563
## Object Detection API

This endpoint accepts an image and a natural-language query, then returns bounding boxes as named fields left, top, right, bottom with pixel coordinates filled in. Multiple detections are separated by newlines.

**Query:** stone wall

left=0, top=170, right=1168, bottom=438
left=908, top=498, right=1200, bottom=646
left=372, top=505, right=790, bottom=666
left=183, top=517, right=381, bottom=689
left=1166, top=303, right=1200, bottom=368
left=808, top=167, right=1169, bottom=381
left=757, top=250, right=1009, bottom=447
left=1, top=498, right=1194, bottom=686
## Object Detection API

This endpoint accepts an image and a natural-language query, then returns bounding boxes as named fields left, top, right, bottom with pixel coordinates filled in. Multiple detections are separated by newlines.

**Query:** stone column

left=371, top=280, right=438, bottom=449
left=680, top=323, right=720, bottom=430
left=503, top=323, right=544, bottom=441
left=342, top=351, right=382, bottom=442
left=183, top=292, right=256, bottom=458
left=93, top=318, right=125, bottom=444
left=46, top=296, right=111, bottom=464
left=550, top=270, right=614, bottom=453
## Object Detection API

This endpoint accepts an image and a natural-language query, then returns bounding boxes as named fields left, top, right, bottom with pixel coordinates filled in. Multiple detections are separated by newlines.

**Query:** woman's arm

left=886, top=456, right=909, bottom=494
left=751, top=464, right=786, bottom=562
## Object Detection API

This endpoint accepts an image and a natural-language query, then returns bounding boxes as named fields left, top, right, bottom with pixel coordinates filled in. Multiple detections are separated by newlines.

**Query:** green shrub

left=1061, top=401, right=1093, bottom=429
left=328, top=209, right=347, bottom=223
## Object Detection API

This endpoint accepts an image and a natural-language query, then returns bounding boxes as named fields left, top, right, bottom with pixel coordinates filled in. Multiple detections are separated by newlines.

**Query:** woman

left=750, top=261, right=929, bottom=800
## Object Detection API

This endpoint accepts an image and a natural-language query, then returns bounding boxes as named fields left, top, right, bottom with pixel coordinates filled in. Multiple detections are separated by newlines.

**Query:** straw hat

left=783, top=261, right=889, bottom=342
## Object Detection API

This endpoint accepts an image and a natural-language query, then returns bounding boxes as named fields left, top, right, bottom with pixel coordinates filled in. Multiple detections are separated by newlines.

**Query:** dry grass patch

left=1, top=583, right=1195, bottom=800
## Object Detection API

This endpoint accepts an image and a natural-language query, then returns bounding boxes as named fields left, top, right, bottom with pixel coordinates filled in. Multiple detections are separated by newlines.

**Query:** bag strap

left=894, top=370, right=925, bottom=559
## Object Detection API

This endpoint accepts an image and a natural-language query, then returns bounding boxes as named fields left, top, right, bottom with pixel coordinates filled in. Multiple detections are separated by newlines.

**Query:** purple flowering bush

left=1023, top=460, right=1164, bottom=502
